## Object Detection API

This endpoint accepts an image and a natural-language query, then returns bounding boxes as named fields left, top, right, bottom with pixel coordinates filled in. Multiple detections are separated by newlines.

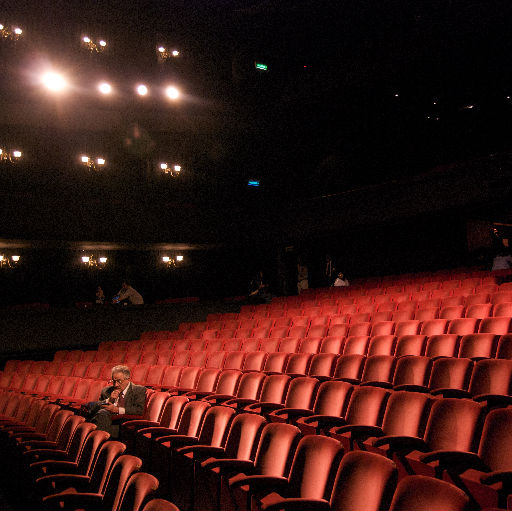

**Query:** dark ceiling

left=2, top=0, right=512, bottom=243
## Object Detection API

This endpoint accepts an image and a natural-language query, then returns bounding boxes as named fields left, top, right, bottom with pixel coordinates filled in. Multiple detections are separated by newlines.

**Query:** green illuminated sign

left=255, top=62, right=268, bottom=71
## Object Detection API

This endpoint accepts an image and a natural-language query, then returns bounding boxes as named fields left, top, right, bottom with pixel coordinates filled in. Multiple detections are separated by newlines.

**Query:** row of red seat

left=2, top=355, right=511, bottom=410
left=119, top=378, right=512, bottom=510
left=0, top=391, right=170, bottom=511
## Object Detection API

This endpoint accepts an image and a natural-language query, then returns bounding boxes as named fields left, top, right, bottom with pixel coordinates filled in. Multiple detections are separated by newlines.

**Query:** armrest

left=204, top=394, right=236, bottom=404
left=331, top=424, right=383, bottom=440
left=41, top=491, right=103, bottom=510
left=372, top=435, right=427, bottom=455
left=175, top=443, right=221, bottom=457
left=393, top=384, right=430, bottom=393
left=14, top=432, right=47, bottom=442
left=201, top=458, right=254, bottom=474
left=21, top=440, right=58, bottom=450
left=420, top=450, right=488, bottom=475
left=271, top=408, right=314, bottom=421
left=300, top=415, right=347, bottom=430
left=430, top=389, right=471, bottom=399
left=32, top=460, right=79, bottom=476
left=481, top=470, right=512, bottom=487
left=111, top=414, right=144, bottom=422
left=473, top=394, right=512, bottom=408
left=27, top=450, right=69, bottom=463
left=121, top=420, right=160, bottom=430
left=179, top=445, right=225, bottom=459
left=183, top=390, right=214, bottom=399
left=245, top=402, right=285, bottom=414
left=36, top=473, right=91, bottom=496
left=261, top=493, right=330, bottom=511
left=228, top=474, right=288, bottom=493
left=142, top=427, right=178, bottom=440
left=224, top=397, right=257, bottom=408
left=157, top=435, right=199, bottom=449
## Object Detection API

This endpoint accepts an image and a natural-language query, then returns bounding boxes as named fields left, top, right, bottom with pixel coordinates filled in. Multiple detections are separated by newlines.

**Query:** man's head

left=121, top=281, right=130, bottom=290
left=111, top=365, right=131, bottom=392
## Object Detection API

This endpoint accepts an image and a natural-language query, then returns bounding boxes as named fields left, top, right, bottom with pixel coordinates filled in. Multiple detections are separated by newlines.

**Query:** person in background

left=333, top=271, right=350, bottom=287
left=249, top=270, right=271, bottom=303
left=297, top=259, right=309, bottom=294
left=95, top=286, right=105, bottom=305
left=89, top=365, right=146, bottom=437
left=325, top=254, right=336, bottom=286
left=113, top=280, right=144, bottom=305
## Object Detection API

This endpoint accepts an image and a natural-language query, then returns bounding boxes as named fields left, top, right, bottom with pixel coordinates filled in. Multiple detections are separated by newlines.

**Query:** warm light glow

left=99, top=257, right=107, bottom=263
left=0, top=149, right=2, bottom=155
left=0, top=255, right=3, bottom=261
left=137, top=84, right=148, bottom=96
left=42, top=71, right=68, bottom=92
left=176, top=255, right=184, bottom=262
left=165, top=85, right=180, bottom=100
left=0, top=25, right=3, bottom=31
left=160, top=163, right=168, bottom=170
left=98, top=82, right=112, bottom=94
left=11, top=255, right=20, bottom=262
left=81, top=155, right=89, bottom=163
left=158, top=46, right=165, bottom=53
left=13, top=27, right=22, bottom=35
left=99, top=40, right=106, bottom=47
left=173, top=165, right=181, bottom=172
left=81, top=256, right=90, bottom=263
left=12, top=150, right=21, bottom=158
left=83, top=36, right=91, bottom=43
left=97, top=158, right=105, bottom=165
left=162, top=256, right=170, bottom=262
left=172, top=50, right=180, bottom=57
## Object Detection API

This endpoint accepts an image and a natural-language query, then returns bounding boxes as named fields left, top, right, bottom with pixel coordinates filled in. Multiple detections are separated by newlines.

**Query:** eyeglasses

left=109, top=378, right=127, bottom=384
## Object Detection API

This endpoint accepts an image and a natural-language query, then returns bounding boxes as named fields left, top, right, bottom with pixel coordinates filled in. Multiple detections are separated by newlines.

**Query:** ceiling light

left=176, top=255, right=184, bottom=262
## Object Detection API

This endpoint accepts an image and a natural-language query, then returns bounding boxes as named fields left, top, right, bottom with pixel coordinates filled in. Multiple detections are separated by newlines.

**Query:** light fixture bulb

left=12, top=150, right=21, bottom=158
left=173, top=165, right=181, bottom=172
left=98, top=82, right=112, bottom=94
left=162, top=256, right=170, bottom=262
left=99, top=40, right=106, bottom=47
left=172, top=50, right=180, bottom=57
left=165, top=85, right=180, bottom=100
left=14, top=27, right=22, bottom=35
left=99, top=257, right=107, bottom=263
left=42, top=71, right=67, bottom=92
left=158, top=46, right=165, bottom=53
left=176, top=255, right=184, bottom=262
left=97, top=158, right=105, bottom=165
left=83, top=36, right=91, bottom=43
left=11, top=255, right=20, bottom=262
left=81, top=256, right=90, bottom=263
left=160, top=163, right=168, bottom=170
left=137, top=84, right=148, bottom=96
left=81, top=155, right=89, bottom=163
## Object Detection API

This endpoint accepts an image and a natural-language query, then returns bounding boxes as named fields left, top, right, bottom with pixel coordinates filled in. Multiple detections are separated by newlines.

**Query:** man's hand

left=101, top=403, right=119, bottom=413
left=108, top=390, right=120, bottom=403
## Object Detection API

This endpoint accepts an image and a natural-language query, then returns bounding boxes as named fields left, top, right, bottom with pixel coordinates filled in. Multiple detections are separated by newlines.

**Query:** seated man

left=89, top=365, right=146, bottom=437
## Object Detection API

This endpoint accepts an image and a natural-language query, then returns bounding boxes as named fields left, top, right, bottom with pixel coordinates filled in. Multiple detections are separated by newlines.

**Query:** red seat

left=478, top=316, right=512, bottom=335
left=333, top=354, right=366, bottom=384
left=394, top=320, right=421, bottom=336
left=414, top=308, right=439, bottom=321
left=447, top=318, right=479, bottom=335
left=367, top=335, right=397, bottom=356
left=262, top=352, right=290, bottom=374
left=465, top=303, right=493, bottom=319
left=420, top=319, right=448, bottom=336
left=458, top=333, right=499, bottom=360
left=343, top=335, right=370, bottom=356
left=395, top=335, right=427, bottom=357
left=320, top=336, right=346, bottom=354
left=428, top=357, right=474, bottom=397
left=370, top=321, right=395, bottom=336
left=242, top=351, right=268, bottom=372
left=392, top=356, right=433, bottom=391
left=425, top=334, right=460, bottom=358
left=360, top=355, right=397, bottom=387
left=497, top=334, right=512, bottom=359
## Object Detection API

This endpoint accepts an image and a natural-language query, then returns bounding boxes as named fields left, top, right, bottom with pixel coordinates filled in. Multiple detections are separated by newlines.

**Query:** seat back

left=258, top=374, right=291, bottom=404
left=389, top=475, right=470, bottom=511
left=381, top=391, right=431, bottom=438
left=468, top=358, right=512, bottom=398
left=477, top=408, right=512, bottom=472
left=102, top=455, right=143, bottom=511
left=283, top=376, right=319, bottom=410
left=115, top=472, right=159, bottom=511
left=312, top=380, right=353, bottom=417
left=344, top=386, right=390, bottom=427
left=196, top=405, right=236, bottom=447
left=176, top=400, right=211, bottom=436
left=156, top=395, right=189, bottom=430
left=76, top=429, right=111, bottom=476
left=234, top=372, right=266, bottom=401
left=222, top=413, right=267, bottom=461
left=428, top=357, right=474, bottom=393
left=329, top=451, right=397, bottom=511
left=287, top=435, right=344, bottom=500
left=89, top=440, right=127, bottom=493
left=424, top=398, right=484, bottom=452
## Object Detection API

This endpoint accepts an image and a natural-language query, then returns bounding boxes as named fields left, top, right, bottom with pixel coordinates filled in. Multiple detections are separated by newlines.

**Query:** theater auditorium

left=1, top=1, right=512, bottom=510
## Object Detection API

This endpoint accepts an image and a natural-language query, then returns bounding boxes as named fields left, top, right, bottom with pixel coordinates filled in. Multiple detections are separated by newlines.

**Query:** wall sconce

left=162, top=255, right=184, bottom=267
left=82, top=35, right=107, bottom=53
left=157, top=46, right=180, bottom=60
left=0, top=148, right=22, bottom=162
left=0, top=24, right=23, bottom=41
left=81, top=255, right=108, bottom=268
left=159, top=163, right=181, bottom=176
left=0, top=255, right=21, bottom=268
left=80, top=155, right=106, bottom=171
